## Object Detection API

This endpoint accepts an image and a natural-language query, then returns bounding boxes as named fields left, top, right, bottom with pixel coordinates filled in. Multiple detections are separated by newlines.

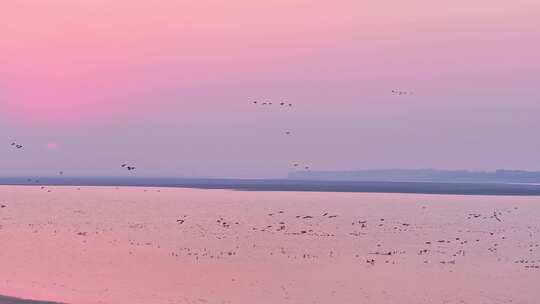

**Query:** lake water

left=1, top=186, right=539, bottom=303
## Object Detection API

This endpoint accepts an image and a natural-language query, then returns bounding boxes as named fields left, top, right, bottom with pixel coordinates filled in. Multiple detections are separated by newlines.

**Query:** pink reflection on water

left=1, top=186, right=539, bottom=303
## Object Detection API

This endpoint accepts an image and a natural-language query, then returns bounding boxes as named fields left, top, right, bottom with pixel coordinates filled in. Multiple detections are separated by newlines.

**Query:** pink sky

left=1, top=0, right=540, bottom=176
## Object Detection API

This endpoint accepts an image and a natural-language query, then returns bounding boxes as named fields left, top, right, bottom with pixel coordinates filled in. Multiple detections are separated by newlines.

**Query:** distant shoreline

left=0, top=295, right=62, bottom=304
left=289, top=169, right=540, bottom=184
left=2, top=177, right=540, bottom=196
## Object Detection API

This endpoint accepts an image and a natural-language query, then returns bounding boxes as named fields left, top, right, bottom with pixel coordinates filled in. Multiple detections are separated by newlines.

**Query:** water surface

left=1, top=186, right=539, bottom=303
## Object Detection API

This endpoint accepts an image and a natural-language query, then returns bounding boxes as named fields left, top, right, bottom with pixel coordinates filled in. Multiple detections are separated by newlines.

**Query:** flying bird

left=121, top=163, right=136, bottom=172
left=392, top=89, right=413, bottom=95
left=10, top=142, right=23, bottom=149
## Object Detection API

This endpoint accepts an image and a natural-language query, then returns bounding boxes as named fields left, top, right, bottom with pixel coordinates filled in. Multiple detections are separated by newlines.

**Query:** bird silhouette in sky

left=121, top=164, right=136, bottom=172
left=10, top=142, right=23, bottom=149
left=392, top=89, right=413, bottom=96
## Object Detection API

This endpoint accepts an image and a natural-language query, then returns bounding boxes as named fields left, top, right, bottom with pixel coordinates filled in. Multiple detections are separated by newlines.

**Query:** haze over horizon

left=2, top=0, right=540, bottom=178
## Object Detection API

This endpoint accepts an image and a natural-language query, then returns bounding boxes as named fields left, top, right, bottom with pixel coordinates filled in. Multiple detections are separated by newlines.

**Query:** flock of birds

left=7, top=90, right=412, bottom=176
left=3, top=95, right=540, bottom=304
left=252, top=101, right=293, bottom=107
left=164, top=204, right=539, bottom=272
left=10, top=142, right=23, bottom=149
left=2, top=194, right=537, bottom=273
left=250, top=100, right=312, bottom=170
left=391, top=89, right=413, bottom=96
left=120, top=164, right=136, bottom=171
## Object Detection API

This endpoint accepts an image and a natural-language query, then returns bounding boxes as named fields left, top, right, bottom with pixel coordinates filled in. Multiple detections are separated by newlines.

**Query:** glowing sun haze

left=1, top=0, right=540, bottom=177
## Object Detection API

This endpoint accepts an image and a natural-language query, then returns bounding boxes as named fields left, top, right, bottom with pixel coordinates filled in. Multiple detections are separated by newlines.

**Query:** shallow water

left=1, top=186, right=539, bottom=303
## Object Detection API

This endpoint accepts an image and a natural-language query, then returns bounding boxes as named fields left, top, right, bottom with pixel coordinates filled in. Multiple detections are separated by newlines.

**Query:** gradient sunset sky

left=1, top=0, right=539, bottom=177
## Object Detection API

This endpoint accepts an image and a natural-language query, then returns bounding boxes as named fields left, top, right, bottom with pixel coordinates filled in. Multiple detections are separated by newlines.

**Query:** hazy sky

left=1, top=0, right=540, bottom=177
